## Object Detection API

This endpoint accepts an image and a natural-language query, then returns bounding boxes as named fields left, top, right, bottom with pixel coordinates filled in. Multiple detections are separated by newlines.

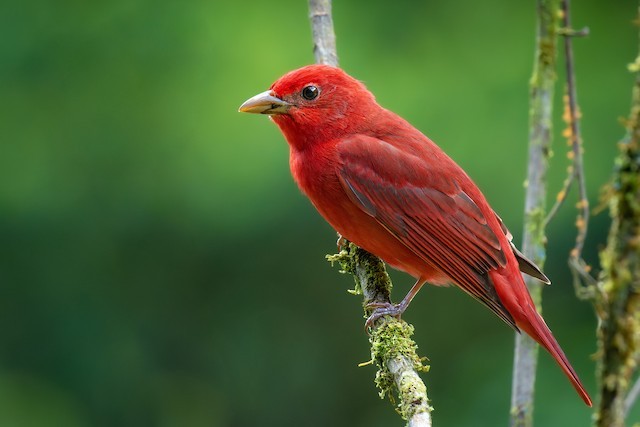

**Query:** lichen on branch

left=371, top=319, right=431, bottom=420
left=327, top=241, right=432, bottom=425
left=593, top=32, right=640, bottom=425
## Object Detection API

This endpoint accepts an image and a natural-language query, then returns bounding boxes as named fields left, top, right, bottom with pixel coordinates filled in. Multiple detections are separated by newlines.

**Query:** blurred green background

left=1, top=0, right=638, bottom=426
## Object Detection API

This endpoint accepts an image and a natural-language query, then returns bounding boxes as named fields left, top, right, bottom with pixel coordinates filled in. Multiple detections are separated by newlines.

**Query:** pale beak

left=238, top=90, right=292, bottom=115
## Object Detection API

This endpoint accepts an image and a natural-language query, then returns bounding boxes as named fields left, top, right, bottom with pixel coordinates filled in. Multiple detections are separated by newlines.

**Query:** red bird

left=239, top=64, right=592, bottom=406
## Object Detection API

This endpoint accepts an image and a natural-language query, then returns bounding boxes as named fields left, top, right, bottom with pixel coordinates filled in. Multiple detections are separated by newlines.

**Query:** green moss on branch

left=594, top=51, right=640, bottom=426
left=328, top=241, right=432, bottom=425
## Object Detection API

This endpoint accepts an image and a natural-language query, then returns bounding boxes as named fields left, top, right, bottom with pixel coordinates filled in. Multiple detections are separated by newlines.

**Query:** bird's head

left=239, top=65, right=378, bottom=150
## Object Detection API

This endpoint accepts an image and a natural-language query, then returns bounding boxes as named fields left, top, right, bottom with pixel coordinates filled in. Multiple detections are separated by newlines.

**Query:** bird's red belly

left=310, top=187, right=449, bottom=285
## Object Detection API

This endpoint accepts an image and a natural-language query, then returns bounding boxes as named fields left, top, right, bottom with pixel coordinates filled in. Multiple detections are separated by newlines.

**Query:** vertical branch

left=593, top=6, right=640, bottom=426
left=510, top=1, right=559, bottom=426
left=308, top=2, right=432, bottom=425
left=309, top=0, right=339, bottom=67
left=559, top=0, right=595, bottom=294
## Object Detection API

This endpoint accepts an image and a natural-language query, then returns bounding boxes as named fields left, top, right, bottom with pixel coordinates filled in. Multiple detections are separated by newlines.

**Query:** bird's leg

left=365, top=280, right=425, bottom=330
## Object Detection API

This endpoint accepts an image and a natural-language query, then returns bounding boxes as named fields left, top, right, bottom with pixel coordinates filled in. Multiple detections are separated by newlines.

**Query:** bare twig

left=308, top=0, right=338, bottom=67
left=510, top=2, right=560, bottom=426
left=558, top=0, right=597, bottom=295
left=544, top=166, right=574, bottom=227
left=543, top=21, right=589, bottom=228
left=308, top=2, right=432, bottom=425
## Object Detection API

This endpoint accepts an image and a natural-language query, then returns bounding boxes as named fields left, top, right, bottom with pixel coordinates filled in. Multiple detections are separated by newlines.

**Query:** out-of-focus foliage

left=0, top=0, right=637, bottom=425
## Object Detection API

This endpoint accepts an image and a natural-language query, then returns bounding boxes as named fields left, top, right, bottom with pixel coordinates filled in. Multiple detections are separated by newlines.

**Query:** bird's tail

left=516, top=304, right=592, bottom=406
left=491, top=271, right=593, bottom=407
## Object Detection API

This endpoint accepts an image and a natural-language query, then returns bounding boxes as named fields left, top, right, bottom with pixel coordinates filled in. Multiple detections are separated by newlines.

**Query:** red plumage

left=239, top=64, right=592, bottom=406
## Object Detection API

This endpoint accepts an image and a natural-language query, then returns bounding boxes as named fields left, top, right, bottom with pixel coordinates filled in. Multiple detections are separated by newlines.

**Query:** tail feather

left=490, top=270, right=593, bottom=407
left=516, top=305, right=593, bottom=407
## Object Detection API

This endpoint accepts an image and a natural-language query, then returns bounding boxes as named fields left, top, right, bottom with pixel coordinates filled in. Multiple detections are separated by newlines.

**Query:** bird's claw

left=336, top=235, right=347, bottom=250
left=364, top=301, right=405, bottom=332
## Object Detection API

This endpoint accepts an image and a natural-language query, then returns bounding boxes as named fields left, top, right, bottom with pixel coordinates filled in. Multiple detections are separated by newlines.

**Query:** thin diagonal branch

left=544, top=166, right=574, bottom=227
left=328, top=242, right=432, bottom=426
left=308, top=2, right=432, bottom=425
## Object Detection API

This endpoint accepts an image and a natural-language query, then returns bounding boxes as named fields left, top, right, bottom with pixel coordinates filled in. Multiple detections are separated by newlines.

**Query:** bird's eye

left=301, top=85, right=319, bottom=100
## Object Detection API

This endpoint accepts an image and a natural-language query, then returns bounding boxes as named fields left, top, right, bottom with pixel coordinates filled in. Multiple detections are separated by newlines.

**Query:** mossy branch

left=510, top=1, right=559, bottom=425
left=328, top=242, right=432, bottom=426
left=308, top=2, right=432, bottom=425
left=593, top=9, right=640, bottom=425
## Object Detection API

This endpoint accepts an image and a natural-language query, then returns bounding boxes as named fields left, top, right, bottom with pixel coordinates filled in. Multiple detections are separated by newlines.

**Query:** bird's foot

left=336, top=234, right=348, bottom=250
left=364, top=301, right=406, bottom=331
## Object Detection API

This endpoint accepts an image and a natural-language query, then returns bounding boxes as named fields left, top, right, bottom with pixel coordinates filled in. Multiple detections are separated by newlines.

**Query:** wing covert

left=337, top=135, right=517, bottom=329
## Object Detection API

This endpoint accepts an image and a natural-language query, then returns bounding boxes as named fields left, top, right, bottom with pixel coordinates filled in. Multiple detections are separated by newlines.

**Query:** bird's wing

left=494, top=213, right=551, bottom=284
left=337, top=134, right=517, bottom=329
